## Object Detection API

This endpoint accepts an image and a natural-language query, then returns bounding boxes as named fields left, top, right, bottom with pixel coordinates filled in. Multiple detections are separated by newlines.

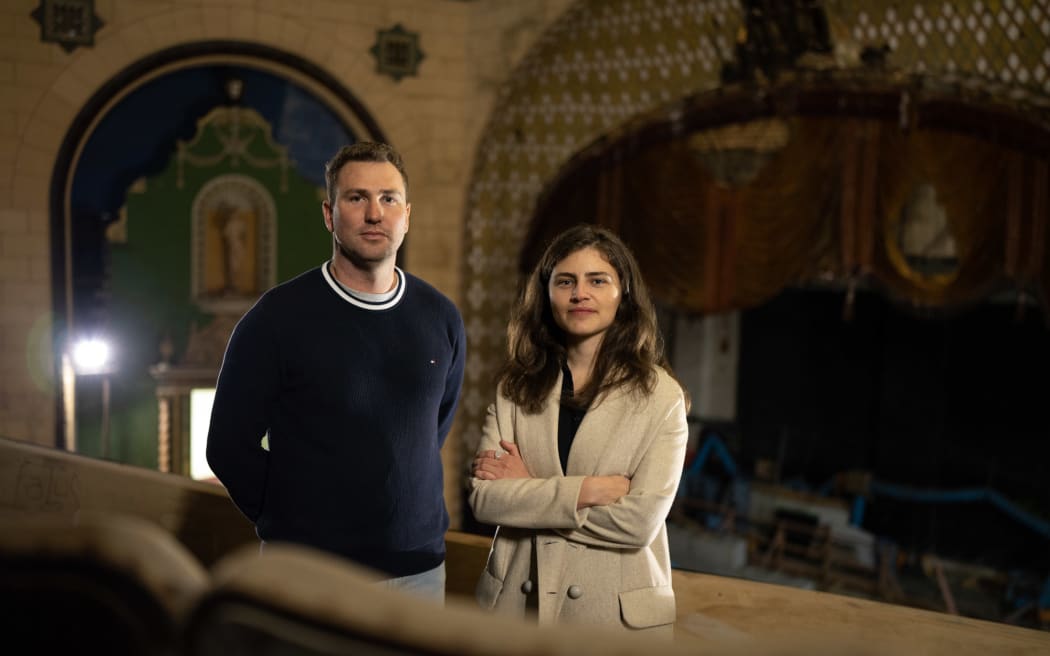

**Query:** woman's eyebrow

left=554, top=271, right=612, bottom=278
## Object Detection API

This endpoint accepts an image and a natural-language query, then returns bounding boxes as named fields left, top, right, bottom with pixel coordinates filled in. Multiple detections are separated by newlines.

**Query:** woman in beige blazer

left=469, top=224, right=689, bottom=636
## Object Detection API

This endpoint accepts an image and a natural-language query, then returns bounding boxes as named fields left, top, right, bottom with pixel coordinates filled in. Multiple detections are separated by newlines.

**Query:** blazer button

left=521, top=580, right=534, bottom=594
left=567, top=585, right=583, bottom=599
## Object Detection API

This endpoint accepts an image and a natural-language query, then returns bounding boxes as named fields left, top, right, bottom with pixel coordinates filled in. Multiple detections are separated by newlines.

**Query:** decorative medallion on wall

left=689, top=119, right=792, bottom=187
left=30, top=0, right=104, bottom=53
left=191, top=175, right=277, bottom=315
left=886, top=182, right=959, bottom=288
left=370, top=24, right=425, bottom=82
left=176, top=106, right=291, bottom=191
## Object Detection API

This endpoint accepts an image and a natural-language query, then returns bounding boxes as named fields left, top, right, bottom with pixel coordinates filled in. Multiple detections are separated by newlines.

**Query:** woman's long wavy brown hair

left=498, top=224, right=682, bottom=413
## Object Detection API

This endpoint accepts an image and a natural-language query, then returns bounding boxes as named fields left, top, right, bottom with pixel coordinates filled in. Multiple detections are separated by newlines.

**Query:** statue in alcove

left=212, top=200, right=252, bottom=296
left=896, top=182, right=959, bottom=279
left=192, top=174, right=275, bottom=314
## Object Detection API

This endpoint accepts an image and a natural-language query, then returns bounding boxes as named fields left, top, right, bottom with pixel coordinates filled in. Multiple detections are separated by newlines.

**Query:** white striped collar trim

left=321, top=262, right=406, bottom=310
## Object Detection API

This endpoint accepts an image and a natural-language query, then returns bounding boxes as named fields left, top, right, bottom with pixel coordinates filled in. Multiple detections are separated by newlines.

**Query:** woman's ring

left=494, top=451, right=502, bottom=460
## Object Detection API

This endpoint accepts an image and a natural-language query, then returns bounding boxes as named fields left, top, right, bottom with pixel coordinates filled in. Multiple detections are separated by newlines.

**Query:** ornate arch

left=458, top=0, right=1050, bottom=462
left=40, top=31, right=386, bottom=447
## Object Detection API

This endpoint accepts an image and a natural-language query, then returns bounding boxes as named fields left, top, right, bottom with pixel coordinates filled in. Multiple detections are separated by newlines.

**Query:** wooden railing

left=3, top=435, right=1048, bottom=654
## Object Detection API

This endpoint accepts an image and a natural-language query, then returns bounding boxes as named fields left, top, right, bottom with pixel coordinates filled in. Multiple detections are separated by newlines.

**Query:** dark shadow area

left=737, top=286, right=1050, bottom=572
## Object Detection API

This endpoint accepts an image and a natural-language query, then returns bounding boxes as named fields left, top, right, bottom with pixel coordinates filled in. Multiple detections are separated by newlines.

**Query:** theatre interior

left=1, top=0, right=1049, bottom=653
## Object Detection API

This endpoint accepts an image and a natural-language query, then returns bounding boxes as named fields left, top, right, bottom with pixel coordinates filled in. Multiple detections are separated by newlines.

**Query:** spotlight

left=72, top=337, right=112, bottom=375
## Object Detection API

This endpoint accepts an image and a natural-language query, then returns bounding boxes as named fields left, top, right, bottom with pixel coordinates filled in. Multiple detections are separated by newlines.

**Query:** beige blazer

left=468, top=367, right=688, bottom=634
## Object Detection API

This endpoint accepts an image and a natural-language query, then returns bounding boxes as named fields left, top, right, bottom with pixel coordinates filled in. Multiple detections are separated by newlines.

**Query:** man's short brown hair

left=324, top=142, right=409, bottom=204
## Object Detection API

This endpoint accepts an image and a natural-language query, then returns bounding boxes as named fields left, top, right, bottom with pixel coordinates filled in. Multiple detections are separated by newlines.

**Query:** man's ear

left=404, top=202, right=411, bottom=233
left=321, top=200, right=333, bottom=232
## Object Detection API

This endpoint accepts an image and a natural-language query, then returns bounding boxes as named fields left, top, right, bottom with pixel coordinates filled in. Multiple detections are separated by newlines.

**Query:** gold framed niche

left=884, top=180, right=960, bottom=291
left=191, top=174, right=277, bottom=316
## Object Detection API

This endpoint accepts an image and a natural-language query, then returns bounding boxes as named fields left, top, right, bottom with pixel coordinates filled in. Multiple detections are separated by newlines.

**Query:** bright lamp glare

left=190, top=388, right=217, bottom=481
left=72, top=338, right=111, bottom=374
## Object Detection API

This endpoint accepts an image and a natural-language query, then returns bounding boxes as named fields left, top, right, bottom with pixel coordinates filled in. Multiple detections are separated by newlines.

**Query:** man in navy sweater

left=206, top=142, right=466, bottom=603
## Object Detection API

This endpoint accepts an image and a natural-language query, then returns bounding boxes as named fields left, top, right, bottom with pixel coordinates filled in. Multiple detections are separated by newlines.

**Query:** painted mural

left=93, top=104, right=329, bottom=469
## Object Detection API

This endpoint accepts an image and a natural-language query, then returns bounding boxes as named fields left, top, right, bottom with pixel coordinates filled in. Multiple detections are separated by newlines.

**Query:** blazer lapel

left=565, top=385, right=633, bottom=476
left=516, top=371, right=565, bottom=479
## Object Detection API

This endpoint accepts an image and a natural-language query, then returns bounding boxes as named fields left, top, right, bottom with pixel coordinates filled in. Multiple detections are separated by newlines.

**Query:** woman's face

left=548, top=246, right=623, bottom=347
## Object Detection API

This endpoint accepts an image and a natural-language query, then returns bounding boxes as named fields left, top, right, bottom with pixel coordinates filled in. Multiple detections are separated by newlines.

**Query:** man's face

left=322, top=160, right=410, bottom=270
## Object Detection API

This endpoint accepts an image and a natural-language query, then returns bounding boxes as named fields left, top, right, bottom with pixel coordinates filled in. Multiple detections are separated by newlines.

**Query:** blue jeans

left=259, top=542, right=445, bottom=605
left=378, top=562, right=446, bottom=605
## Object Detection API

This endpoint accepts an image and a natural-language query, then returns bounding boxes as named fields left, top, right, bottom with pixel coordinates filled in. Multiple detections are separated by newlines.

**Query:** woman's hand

left=576, top=475, right=630, bottom=509
left=473, top=440, right=530, bottom=480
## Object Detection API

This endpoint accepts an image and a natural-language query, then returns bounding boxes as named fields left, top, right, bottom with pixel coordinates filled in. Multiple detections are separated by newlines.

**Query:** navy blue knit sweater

left=206, top=264, right=466, bottom=577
